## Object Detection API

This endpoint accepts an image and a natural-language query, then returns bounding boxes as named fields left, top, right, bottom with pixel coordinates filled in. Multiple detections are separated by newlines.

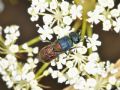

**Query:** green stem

left=72, top=19, right=82, bottom=32
left=26, top=36, right=41, bottom=46
left=20, top=36, right=40, bottom=48
left=74, top=0, right=80, bottom=5
left=87, top=24, right=93, bottom=54
left=81, top=17, right=87, bottom=41
left=35, top=63, right=50, bottom=79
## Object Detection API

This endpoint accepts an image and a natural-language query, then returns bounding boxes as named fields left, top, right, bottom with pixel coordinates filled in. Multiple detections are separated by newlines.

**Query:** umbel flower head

left=0, top=25, right=43, bottom=90
left=27, top=0, right=120, bottom=90
left=28, top=0, right=83, bottom=40
left=87, top=0, right=120, bottom=33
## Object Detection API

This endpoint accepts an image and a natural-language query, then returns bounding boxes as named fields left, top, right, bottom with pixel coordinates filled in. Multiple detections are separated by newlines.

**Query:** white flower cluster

left=87, top=0, right=120, bottom=33
left=0, top=25, right=20, bottom=55
left=0, top=55, right=42, bottom=90
left=28, top=0, right=83, bottom=40
left=46, top=34, right=120, bottom=90
left=0, top=25, right=42, bottom=90
left=27, top=0, right=120, bottom=90
left=48, top=50, right=120, bottom=90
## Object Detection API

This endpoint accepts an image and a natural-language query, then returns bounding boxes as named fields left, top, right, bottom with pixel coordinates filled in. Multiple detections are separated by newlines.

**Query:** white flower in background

left=0, top=25, right=43, bottom=90
left=37, top=25, right=53, bottom=40
left=87, top=34, right=101, bottom=51
left=4, top=25, right=20, bottom=45
left=0, top=0, right=4, bottom=13
left=0, top=54, right=42, bottom=90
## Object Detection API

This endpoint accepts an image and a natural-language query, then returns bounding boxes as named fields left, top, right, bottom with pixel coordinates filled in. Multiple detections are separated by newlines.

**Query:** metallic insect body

left=38, top=32, right=80, bottom=62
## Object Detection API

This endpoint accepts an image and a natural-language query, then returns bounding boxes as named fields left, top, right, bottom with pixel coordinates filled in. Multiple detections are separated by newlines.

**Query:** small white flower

left=43, top=14, right=54, bottom=25
left=4, top=25, right=20, bottom=45
left=51, top=71, right=58, bottom=79
left=51, top=60, right=56, bottom=66
left=50, top=0, right=57, bottom=10
left=53, top=26, right=72, bottom=38
left=87, top=11, right=101, bottom=24
left=74, top=77, right=86, bottom=90
left=109, top=76, right=117, bottom=85
left=63, top=16, right=73, bottom=25
left=113, top=17, right=120, bottom=33
left=43, top=70, right=49, bottom=76
left=106, top=84, right=112, bottom=90
left=87, top=78, right=97, bottom=88
left=66, top=61, right=73, bottom=68
left=28, top=7, right=39, bottom=21
left=67, top=67, right=79, bottom=78
left=110, top=9, right=119, bottom=18
left=87, top=34, right=101, bottom=51
left=103, top=20, right=112, bottom=31
left=38, top=25, right=53, bottom=40
left=118, top=4, right=120, bottom=12
left=85, top=62, right=97, bottom=75
left=22, top=43, right=29, bottom=50
left=9, top=44, right=19, bottom=53
left=70, top=5, right=82, bottom=20
left=75, top=42, right=87, bottom=54
left=32, top=47, right=39, bottom=54
left=26, top=72, right=35, bottom=81
left=98, top=0, right=114, bottom=8
left=88, top=52, right=99, bottom=62
left=56, top=62, right=63, bottom=70
left=60, top=1, right=69, bottom=15
left=57, top=72, right=66, bottom=83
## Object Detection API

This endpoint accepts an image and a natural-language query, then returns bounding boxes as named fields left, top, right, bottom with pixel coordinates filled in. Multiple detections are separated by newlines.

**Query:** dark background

left=0, top=0, right=120, bottom=90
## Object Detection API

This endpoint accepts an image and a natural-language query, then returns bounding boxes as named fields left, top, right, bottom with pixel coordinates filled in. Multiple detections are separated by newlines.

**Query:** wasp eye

left=69, top=32, right=80, bottom=44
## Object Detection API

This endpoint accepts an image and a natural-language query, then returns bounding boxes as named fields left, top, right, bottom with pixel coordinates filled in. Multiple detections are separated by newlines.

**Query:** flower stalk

left=35, top=63, right=50, bottom=79
left=87, top=24, right=93, bottom=54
